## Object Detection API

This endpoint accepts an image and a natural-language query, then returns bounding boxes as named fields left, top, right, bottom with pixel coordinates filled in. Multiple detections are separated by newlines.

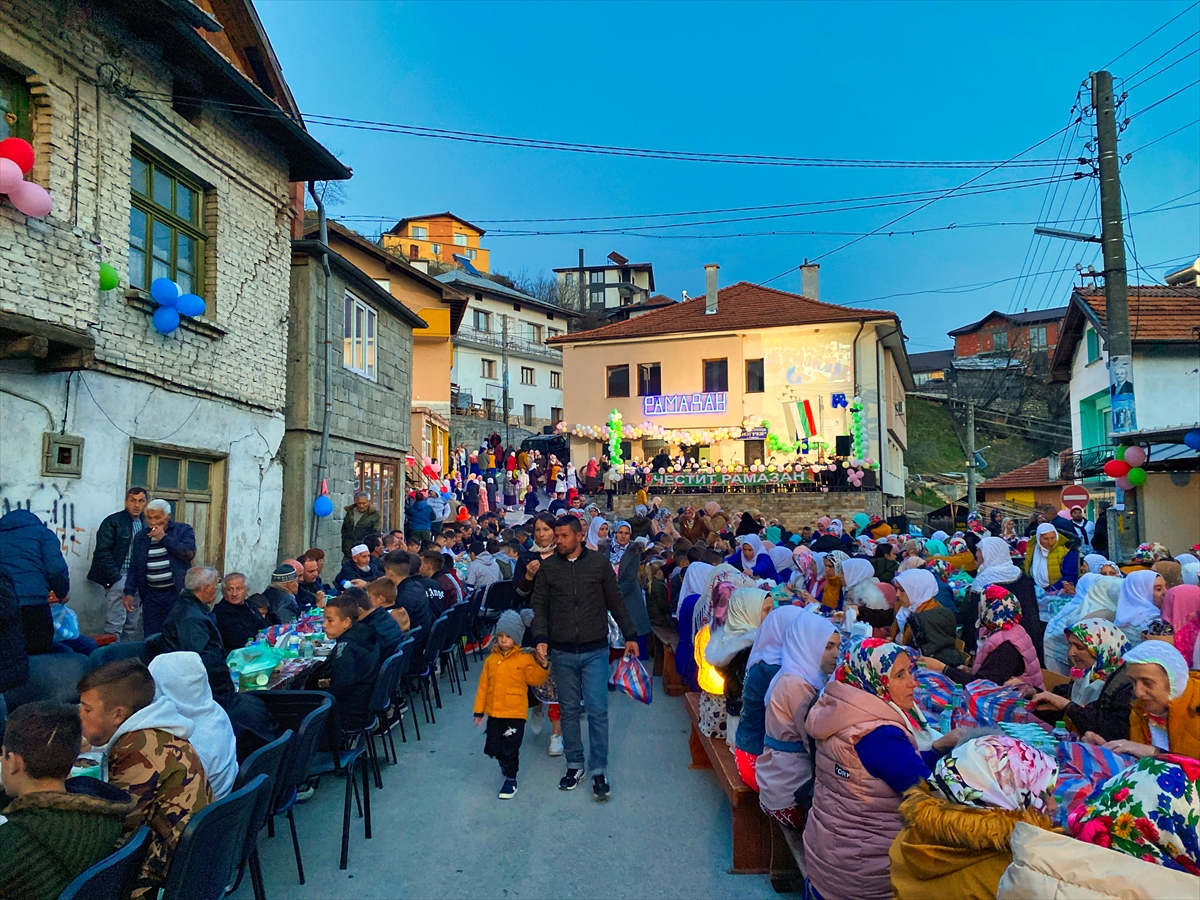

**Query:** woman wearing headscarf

left=820, top=550, right=849, bottom=610
left=610, top=522, right=651, bottom=658
left=1114, top=569, right=1166, bottom=645
left=871, top=541, right=899, bottom=584
left=1122, top=541, right=1171, bottom=574
left=756, top=613, right=840, bottom=829
left=923, top=586, right=1045, bottom=690
left=929, top=536, right=979, bottom=575
left=768, top=544, right=797, bottom=587
left=677, top=506, right=706, bottom=544
left=809, top=521, right=845, bottom=553
left=726, top=534, right=779, bottom=582
left=1162, top=583, right=1200, bottom=668
left=896, top=568, right=964, bottom=666
left=734, top=511, right=761, bottom=538
left=967, top=536, right=1040, bottom=658
left=705, top=586, right=773, bottom=748
left=1089, top=640, right=1199, bottom=759
left=733, top=604, right=804, bottom=790
left=1152, top=560, right=1184, bottom=589
left=803, top=639, right=964, bottom=900
left=674, top=561, right=715, bottom=691
left=1082, top=552, right=1122, bottom=577
left=890, top=736, right=1058, bottom=900
left=1043, top=573, right=1109, bottom=674
left=786, top=546, right=822, bottom=602
left=1023, top=523, right=1079, bottom=595
left=585, top=516, right=609, bottom=552
left=843, top=557, right=894, bottom=635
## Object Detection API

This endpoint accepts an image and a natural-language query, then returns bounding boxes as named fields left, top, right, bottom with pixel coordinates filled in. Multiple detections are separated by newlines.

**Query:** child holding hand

left=473, top=610, right=549, bottom=799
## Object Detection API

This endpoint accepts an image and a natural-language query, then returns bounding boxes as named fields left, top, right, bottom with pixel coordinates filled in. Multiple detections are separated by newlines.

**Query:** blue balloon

left=1185, top=429, right=1200, bottom=451
left=313, top=495, right=334, bottom=517
left=176, top=293, right=206, bottom=318
left=152, top=306, right=180, bottom=335
left=150, top=278, right=181, bottom=306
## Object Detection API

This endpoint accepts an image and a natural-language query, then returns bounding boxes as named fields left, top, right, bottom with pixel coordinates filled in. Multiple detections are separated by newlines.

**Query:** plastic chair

left=351, top=646, right=407, bottom=788
left=231, top=729, right=293, bottom=900
left=159, top=774, right=268, bottom=900
left=2, top=652, right=91, bottom=712
left=415, top=614, right=450, bottom=723
left=397, top=626, right=425, bottom=741
left=87, top=640, right=151, bottom=669
left=437, top=605, right=466, bottom=696
left=306, top=703, right=372, bottom=871
left=58, top=825, right=151, bottom=900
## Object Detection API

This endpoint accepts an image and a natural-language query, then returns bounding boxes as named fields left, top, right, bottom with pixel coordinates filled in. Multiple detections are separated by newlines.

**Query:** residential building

left=438, top=270, right=574, bottom=433
left=975, top=455, right=1069, bottom=515
left=381, top=211, right=490, bottom=273
left=553, top=251, right=655, bottom=315
left=948, top=306, right=1067, bottom=374
left=0, top=0, right=346, bottom=631
left=1050, top=284, right=1200, bottom=551
left=548, top=269, right=915, bottom=516
left=908, top=349, right=954, bottom=388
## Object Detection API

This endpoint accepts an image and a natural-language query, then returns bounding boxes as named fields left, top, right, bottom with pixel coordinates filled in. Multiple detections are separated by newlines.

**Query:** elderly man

left=122, top=499, right=196, bottom=639
left=87, top=486, right=148, bottom=641
left=261, top=565, right=301, bottom=624
left=341, top=491, right=380, bottom=560
left=336, top=544, right=382, bottom=588
left=213, top=572, right=267, bottom=653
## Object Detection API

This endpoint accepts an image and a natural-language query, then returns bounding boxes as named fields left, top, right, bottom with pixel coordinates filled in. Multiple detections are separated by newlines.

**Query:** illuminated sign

left=643, top=392, right=727, bottom=416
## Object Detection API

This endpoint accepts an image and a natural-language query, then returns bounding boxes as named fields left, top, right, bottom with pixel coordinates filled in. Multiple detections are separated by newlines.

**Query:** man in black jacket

left=531, top=516, right=637, bottom=801
left=383, top=551, right=438, bottom=653
left=309, top=591, right=381, bottom=733
left=87, top=487, right=147, bottom=641
left=212, top=572, right=268, bottom=653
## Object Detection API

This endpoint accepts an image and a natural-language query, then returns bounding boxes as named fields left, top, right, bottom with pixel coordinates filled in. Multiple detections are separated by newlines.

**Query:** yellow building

left=548, top=269, right=915, bottom=514
left=382, top=211, right=491, bottom=273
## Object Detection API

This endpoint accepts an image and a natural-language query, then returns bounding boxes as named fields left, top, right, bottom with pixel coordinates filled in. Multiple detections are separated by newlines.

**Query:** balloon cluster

left=557, top=417, right=744, bottom=446
left=0, top=138, right=52, bottom=218
left=849, top=395, right=866, bottom=458
left=421, top=456, right=442, bottom=479
left=608, top=408, right=623, bottom=466
left=1104, top=444, right=1148, bottom=491
left=149, top=278, right=206, bottom=334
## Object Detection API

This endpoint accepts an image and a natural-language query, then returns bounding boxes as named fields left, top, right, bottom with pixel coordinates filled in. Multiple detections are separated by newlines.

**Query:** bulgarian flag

left=785, top=400, right=818, bottom=441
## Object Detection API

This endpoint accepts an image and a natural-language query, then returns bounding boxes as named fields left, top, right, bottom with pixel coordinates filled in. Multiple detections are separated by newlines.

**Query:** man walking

left=122, top=499, right=195, bottom=638
left=88, top=486, right=147, bottom=641
left=531, top=515, right=637, bottom=801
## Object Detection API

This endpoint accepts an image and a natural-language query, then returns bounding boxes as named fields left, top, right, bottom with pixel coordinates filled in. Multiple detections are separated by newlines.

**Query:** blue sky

left=258, top=0, right=1199, bottom=351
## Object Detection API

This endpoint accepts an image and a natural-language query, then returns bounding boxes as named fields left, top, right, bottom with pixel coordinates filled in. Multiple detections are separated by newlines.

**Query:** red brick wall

left=955, top=333, right=981, bottom=357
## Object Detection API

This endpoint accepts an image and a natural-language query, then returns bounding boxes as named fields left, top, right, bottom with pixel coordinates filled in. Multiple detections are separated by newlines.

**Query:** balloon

left=0, top=137, right=35, bottom=174
left=0, top=157, right=21, bottom=193
left=1104, top=459, right=1131, bottom=478
left=430, top=461, right=441, bottom=473
left=1186, top=429, right=1200, bottom=451
left=7, top=179, right=51, bottom=217
left=1126, top=467, right=1147, bottom=487
left=175, top=293, right=206, bottom=318
left=1114, top=475, right=1134, bottom=491
left=152, top=306, right=180, bottom=334
left=313, top=495, right=334, bottom=517
left=1115, top=444, right=1127, bottom=462
left=1122, top=445, right=1146, bottom=467
left=150, top=278, right=181, bottom=306
left=98, top=262, right=120, bottom=292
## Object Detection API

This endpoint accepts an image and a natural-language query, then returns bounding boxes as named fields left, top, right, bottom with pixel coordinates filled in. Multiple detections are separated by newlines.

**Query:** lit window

left=411, top=225, right=427, bottom=240
left=342, top=292, right=377, bottom=380
left=481, top=358, right=496, bottom=379
left=550, top=371, right=562, bottom=389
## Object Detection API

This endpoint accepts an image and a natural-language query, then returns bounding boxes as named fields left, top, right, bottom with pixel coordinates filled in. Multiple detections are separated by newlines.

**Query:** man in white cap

left=336, top=544, right=382, bottom=589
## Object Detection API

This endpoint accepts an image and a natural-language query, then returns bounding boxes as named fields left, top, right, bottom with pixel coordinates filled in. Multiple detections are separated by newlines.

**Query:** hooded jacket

left=465, top=551, right=502, bottom=588
left=408, top=497, right=434, bottom=533
left=0, top=509, right=70, bottom=606
left=340, top=502, right=381, bottom=559
left=889, top=784, right=1056, bottom=900
left=314, top=620, right=381, bottom=732
left=0, top=788, right=137, bottom=900
left=473, top=643, right=550, bottom=719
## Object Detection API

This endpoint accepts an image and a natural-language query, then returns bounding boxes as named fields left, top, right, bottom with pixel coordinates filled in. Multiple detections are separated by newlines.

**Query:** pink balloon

left=1114, top=475, right=1134, bottom=491
left=1123, top=445, right=1146, bottom=467
left=0, top=158, right=21, bottom=194
left=8, top=179, right=51, bottom=217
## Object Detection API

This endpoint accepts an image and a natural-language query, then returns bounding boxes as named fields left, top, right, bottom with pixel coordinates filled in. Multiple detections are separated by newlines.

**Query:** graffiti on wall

left=1, top=483, right=92, bottom=559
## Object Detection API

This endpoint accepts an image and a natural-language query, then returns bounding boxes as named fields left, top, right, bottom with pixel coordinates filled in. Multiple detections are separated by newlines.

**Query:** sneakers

left=498, top=778, right=518, bottom=800
left=559, top=767, right=586, bottom=791
left=548, top=733, right=564, bottom=756
left=592, top=774, right=610, bottom=802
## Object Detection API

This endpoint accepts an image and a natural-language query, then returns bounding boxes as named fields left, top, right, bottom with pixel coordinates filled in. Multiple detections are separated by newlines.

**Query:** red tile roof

left=547, top=281, right=895, bottom=343
left=1076, top=285, right=1200, bottom=342
left=977, top=455, right=1068, bottom=491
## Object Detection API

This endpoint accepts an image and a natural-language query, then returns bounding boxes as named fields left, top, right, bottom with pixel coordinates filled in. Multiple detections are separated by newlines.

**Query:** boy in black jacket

left=310, top=591, right=381, bottom=733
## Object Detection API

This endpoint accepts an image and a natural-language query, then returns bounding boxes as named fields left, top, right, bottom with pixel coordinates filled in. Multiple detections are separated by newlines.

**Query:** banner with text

left=648, top=471, right=808, bottom=488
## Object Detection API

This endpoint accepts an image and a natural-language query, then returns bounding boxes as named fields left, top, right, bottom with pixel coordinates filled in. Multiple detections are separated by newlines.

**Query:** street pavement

left=237, top=662, right=781, bottom=899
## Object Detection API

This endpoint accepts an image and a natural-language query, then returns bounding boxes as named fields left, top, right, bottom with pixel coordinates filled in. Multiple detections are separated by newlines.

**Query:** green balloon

left=1115, top=445, right=1127, bottom=462
left=1126, top=466, right=1147, bottom=487
left=98, top=262, right=119, bottom=292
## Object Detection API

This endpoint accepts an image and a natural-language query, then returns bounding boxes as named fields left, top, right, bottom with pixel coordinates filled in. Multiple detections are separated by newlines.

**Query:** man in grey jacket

left=531, top=515, right=637, bottom=801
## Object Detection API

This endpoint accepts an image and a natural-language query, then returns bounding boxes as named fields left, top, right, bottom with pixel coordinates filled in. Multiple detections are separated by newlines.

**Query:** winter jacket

left=0, top=569, right=29, bottom=692
left=872, top=555, right=899, bottom=584
left=124, top=521, right=196, bottom=601
left=905, top=600, right=965, bottom=667
left=361, top=606, right=404, bottom=658
left=394, top=576, right=439, bottom=646
left=261, top=585, right=300, bottom=625
left=473, top=643, right=549, bottom=719
left=0, top=509, right=70, bottom=606
left=214, top=598, right=269, bottom=654
left=735, top=660, right=782, bottom=758
left=803, top=679, right=919, bottom=900
left=616, top=545, right=652, bottom=636
left=408, top=498, right=434, bottom=533
left=961, top=573, right=1040, bottom=658
left=310, top=621, right=380, bottom=732
left=87, top=509, right=146, bottom=588
left=757, top=674, right=819, bottom=812
left=465, top=552, right=502, bottom=589
left=335, top=557, right=383, bottom=589
left=530, top=546, right=636, bottom=653
left=340, top=503, right=381, bottom=559
left=974, top=624, right=1044, bottom=691
left=1053, top=664, right=1135, bottom=741
left=0, top=788, right=136, bottom=900
left=1129, top=669, right=1200, bottom=758
left=646, top=579, right=672, bottom=627
left=1022, top=538, right=1079, bottom=590
left=161, top=590, right=235, bottom=696
left=889, top=784, right=1057, bottom=900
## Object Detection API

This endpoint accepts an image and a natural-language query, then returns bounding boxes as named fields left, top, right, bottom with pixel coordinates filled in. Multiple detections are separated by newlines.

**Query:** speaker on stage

left=835, top=435, right=851, bottom=456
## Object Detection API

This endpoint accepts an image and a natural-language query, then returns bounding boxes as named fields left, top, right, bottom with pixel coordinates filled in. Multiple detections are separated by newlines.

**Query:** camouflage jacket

left=107, top=727, right=213, bottom=896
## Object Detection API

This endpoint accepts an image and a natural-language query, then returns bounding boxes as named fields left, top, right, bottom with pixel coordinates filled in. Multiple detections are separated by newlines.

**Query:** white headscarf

left=766, top=609, right=837, bottom=701
left=768, top=545, right=797, bottom=575
left=1030, top=523, right=1059, bottom=588
left=1084, top=553, right=1114, bottom=575
left=1175, top=553, right=1200, bottom=586
left=705, top=587, right=767, bottom=667
left=149, top=652, right=238, bottom=799
left=1123, top=640, right=1190, bottom=700
left=676, top=561, right=714, bottom=616
left=930, top=530, right=949, bottom=543
left=894, top=568, right=939, bottom=609
left=1077, top=574, right=1124, bottom=621
left=1115, top=569, right=1162, bottom=632
left=840, top=558, right=875, bottom=589
left=735, top=535, right=768, bottom=572
left=747, top=604, right=804, bottom=670
left=586, top=516, right=609, bottom=551
left=972, top=536, right=1023, bottom=591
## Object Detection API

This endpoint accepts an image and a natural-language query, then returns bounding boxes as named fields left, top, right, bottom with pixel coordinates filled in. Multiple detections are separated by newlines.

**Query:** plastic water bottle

left=287, top=633, right=300, bottom=656
left=300, top=638, right=314, bottom=660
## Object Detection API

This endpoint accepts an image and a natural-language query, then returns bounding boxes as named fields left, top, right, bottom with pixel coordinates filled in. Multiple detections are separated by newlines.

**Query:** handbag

left=609, top=655, right=653, bottom=704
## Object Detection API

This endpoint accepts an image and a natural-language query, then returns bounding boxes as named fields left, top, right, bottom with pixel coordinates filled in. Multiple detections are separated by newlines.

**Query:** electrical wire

left=1126, top=44, right=1200, bottom=92
left=1123, top=118, right=1200, bottom=155
left=1102, top=1, right=1199, bottom=69
left=1126, top=77, right=1200, bottom=120
left=1122, top=30, right=1200, bottom=86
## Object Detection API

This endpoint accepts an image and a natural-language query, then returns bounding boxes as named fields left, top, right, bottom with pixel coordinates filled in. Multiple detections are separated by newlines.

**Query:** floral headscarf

left=933, top=735, right=1058, bottom=813
left=790, top=546, right=819, bottom=594
left=948, top=536, right=968, bottom=555
left=1068, top=755, right=1200, bottom=876
left=927, top=559, right=951, bottom=582
left=824, top=550, right=849, bottom=577
left=979, top=584, right=1022, bottom=633
left=1065, top=618, right=1131, bottom=706
left=828, top=519, right=844, bottom=537
left=835, top=638, right=929, bottom=734
left=1131, top=542, right=1172, bottom=566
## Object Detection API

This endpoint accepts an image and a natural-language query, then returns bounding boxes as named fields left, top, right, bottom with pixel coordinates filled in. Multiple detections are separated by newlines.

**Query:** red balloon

left=0, top=138, right=35, bottom=175
left=1103, top=459, right=1131, bottom=478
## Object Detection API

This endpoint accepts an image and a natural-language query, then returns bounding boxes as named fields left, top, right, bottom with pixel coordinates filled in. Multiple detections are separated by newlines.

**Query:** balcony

left=1055, top=445, right=1113, bottom=481
left=454, top=325, right=563, bottom=362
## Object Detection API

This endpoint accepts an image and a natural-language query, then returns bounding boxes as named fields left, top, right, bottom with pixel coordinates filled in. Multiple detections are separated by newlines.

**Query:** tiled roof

left=977, top=455, right=1068, bottom=491
left=908, top=349, right=954, bottom=371
left=547, top=282, right=895, bottom=343
left=947, top=306, right=1068, bottom=337
left=1075, top=286, right=1200, bottom=342
left=386, top=212, right=485, bottom=236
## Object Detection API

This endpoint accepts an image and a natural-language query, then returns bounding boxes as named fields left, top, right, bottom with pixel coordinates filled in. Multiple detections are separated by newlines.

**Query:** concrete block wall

left=450, top=415, right=538, bottom=454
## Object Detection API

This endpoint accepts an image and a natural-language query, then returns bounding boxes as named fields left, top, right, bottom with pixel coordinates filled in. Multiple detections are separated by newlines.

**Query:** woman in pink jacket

left=803, top=639, right=964, bottom=900
left=920, top=585, right=1044, bottom=691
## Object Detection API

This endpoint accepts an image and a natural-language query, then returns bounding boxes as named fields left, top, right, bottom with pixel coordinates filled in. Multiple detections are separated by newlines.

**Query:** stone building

left=0, top=0, right=346, bottom=630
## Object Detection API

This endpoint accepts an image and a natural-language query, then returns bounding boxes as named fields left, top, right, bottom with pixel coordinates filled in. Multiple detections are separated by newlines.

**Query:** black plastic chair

left=2, top=652, right=91, bottom=712
left=353, top=646, right=407, bottom=789
left=231, top=729, right=293, bottom=900
left=437, top=605, right=466, bottom=696
left=58, top=825, right=151, bottom=900
left=415, top=614, right=451, bottom=723
left=397, top=626, right=425, bottom=741
left=306, top=706, right=372, bottom=871
left=88, top=640, right=151, bottom=669
left=160, top=774, right=268, bottom=900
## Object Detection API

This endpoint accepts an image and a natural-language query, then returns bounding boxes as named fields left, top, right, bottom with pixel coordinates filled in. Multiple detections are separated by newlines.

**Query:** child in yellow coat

left=473, top=610, right=550, bottom=799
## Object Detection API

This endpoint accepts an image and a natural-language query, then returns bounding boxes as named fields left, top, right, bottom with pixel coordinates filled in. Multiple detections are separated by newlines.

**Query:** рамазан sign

left=649, top=470, right=806, bottom=487
left=642, top=392, right=727, bottom=416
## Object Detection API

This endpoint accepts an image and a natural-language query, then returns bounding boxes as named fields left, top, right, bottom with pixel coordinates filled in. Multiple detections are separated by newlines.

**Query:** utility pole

left=501, top=313, right=511, bottom=446
left=1091, top=70, right=1137, bottom=434
left=966, top=399, right=977, bottom=515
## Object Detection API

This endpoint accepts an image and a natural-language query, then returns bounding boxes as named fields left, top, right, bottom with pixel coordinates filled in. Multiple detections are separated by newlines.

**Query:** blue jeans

left=551, top=647, right=610, bottom=775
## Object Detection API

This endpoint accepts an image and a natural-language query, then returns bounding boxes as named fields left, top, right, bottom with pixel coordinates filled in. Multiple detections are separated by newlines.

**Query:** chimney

left=800, top=261, right=820, bottom=300
left=704, top=263, right=720, bottom=315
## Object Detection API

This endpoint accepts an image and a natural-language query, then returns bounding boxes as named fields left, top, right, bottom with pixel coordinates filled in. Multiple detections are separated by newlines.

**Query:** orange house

left=381, top=212, right=491, bottom=273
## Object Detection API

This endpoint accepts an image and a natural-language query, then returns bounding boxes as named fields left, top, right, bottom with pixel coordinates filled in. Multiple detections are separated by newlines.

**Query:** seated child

left=361, top=579, right=404, bottom=657
left=310, top=592, right=382, bottom=733
left=473, top=610, right=549, bottom=800
left=0, top=701, right=135, bottom=900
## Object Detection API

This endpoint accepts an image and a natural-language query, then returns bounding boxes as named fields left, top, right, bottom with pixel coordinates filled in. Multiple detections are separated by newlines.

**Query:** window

left=129, top=148, right=206, bottom=300
left=607, top=364, right=630, bottom=397
left=482, top=397, right=496, bottom=419
left=1030, top=325, right=1048, bottom=349
left=0, top=65, right=31, bottom=141
left=564, top=272, right=575, bottom=286
left=431, top=243, right=441, bottom=256
left=637, top=362, right=661, bottom=397
left=743, top=440, right=765, bottom=466
left=130, top=447, right=225, bottom=568
left=373, top=278, right=391, bottom=292
left=703, top=358, right=729, bottom=393
left=481, top=358, right=496, bottom=379
left=1085, top=327, right=1100, bottom=363
left=746, top=358, right=765, bottom=393
left=410, top=225, right=427, bottom=240
left=464, top=248, right=478, bottom=261
left=473, top=309, right=491, bottom=331
left=524, top=404, right=536, bottom=425
left=550, top=370, right=562, bottom=389
left=551, top=407, right=563, bottom=424
left=525, top=323, right=543, bottom=343
left=453, top=233, right=468, bottom=246
left=590, top=287, right=606, bottom=309
left=589, top=271, right=605, bottom=284
left=547, top=327, right=561, bottom=341
left=991, top=330, right=1008, bottom=352
left=354, top=454, right=399, bottom=533
left=342, top=292, right=377, bottom=380
left=520, top=366, right=535, bottom=385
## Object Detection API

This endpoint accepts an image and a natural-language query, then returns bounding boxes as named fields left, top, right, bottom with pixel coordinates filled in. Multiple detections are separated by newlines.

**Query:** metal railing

left=1058, top=445, right=1114, bottom=480
left=454, top=325, right=563, bottom=361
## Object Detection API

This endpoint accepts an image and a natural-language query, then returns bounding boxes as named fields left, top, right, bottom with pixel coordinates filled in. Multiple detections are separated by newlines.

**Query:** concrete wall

left=449, top=415, right=538, bottom=454
left=610, top=489, right=883, bottom=525
left=1141, top=471, right=1200, bottom=551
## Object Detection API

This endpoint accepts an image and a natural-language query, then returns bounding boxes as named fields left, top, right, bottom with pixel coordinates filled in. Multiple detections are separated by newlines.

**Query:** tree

left=499, top=267, right=560, bottom=305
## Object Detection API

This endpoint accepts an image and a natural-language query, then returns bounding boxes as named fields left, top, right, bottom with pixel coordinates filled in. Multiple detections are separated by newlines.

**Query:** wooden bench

left=650, top=623, right=686, bottom=697
left=683, top=692, right=771, bottom=874
left=768, top=817, right=807, bottom=893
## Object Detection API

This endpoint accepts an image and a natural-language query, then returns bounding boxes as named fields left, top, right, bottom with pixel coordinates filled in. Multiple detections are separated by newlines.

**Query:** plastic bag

left=607, top=612, right=623, bottom=649
left=609, top=654, right=652, bottom=704
left=51, top=603, right=80, bottom=640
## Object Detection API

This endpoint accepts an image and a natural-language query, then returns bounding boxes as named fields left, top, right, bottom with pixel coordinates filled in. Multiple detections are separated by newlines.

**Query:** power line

left=1126, top=44, right=1200, bottom=92
left=1124, top=118, right=1200, bottom=155
left=1122, top=29, right=1200, bottom=86
left=1126, top=77, right=1200, bottom=120
left=1103, top=1, right=1199, bottom=69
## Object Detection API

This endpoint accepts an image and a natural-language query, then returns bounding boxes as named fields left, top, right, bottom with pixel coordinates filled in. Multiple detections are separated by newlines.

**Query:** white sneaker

left=548, top=733, right=564, bottom=756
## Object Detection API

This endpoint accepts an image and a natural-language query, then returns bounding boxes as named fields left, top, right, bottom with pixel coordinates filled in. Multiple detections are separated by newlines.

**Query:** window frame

left=342, top=291, right=378, bottom=381
left=481, top=358, right=497, bottom=380
left=637, top=362, right=662, bottom=397
left=703, top=358, right=729, bottom=393
left=520, top=366, right=536, bottom=386
left=453, top=233, right=468, bottom=247
left=410, top=225, right=427, bottom=240
left=473, top=309, right=492, bottom=332
left=129, top=145, right=207, bottom=303
left=607, top=364, right=630, bottom=398
left=549, top=370, right=562, bottom=389
left=129, top=444, right=226, bottom=570
left=745, top=358, right=765, bottom=393
left=1029, top=325, right=1048, bottom=349
left=523, top=404, right=537, bottom=425
left=0, top=64, right=32, bottom=142
left=990, top=329, right=1009, bottom=352
left=1085, top=327, right=1100, bottom=364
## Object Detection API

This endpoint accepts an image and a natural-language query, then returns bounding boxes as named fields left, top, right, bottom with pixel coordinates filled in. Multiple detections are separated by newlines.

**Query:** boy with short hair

left=0, top=701, right=135, bottom=900
left=361, top=578, right=404, bottom=657
left=473, top=610, right=549, bottom=799
left=311, top=592, right=381, bottom=733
